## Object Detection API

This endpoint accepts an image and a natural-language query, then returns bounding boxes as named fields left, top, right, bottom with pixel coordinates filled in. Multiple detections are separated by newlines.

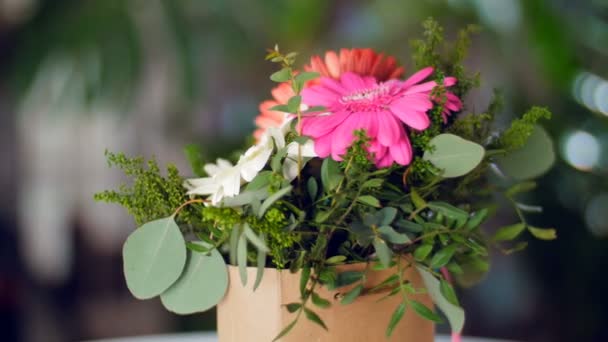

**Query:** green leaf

left=493, top=223, right=526, bottom=241
left=423, top=134, right=485, bottom=178
left=270, top=68, right=291, bottom=82
left=311, top=292, right=331, bottom=308
left=455, top=256, right=490, bottom=287
left=294, top=71, right=320, bottom=83
left=428, top=202, right=468, bottom=224
left=341, top=284, right=363, bottom=305
left=321, top=158, right=343, bottom=192
left=414, top=244, right=433, bottom=262
left=373, top=237, right=393, bottom=267
left=183, top=144, right=205, bottom=177
left=122, top=216, right=187, bottom=299
left=386, top=303, right=406, bottom=337
left=318, top=268, right=337, bottom=289
left=505, top=181, right=537, bottom=197
left=369, top=274, right=399, bottom=293
left=379, top=207, right=398, bottom=225
left=160, top=246, right=228, bottom=314
left=287, top=95, right=302, bottom=113
left=271, top=147, right=288, bottom=173
left=528, top=226, right=557, bottom=240
left=243, top=223, right=270, bottom=253
left=325, top=255, right=347, bottom=264
left=378, top=225, right=410, bottom=244
left=314, top=210, right=332, bottom=224
left=237, top=229, right=248, bottom=286
left=269, top=104, right=291, bottom=112
left=253, top=233, right=267, bottom=291
left=362, top=178, right=384, bottom=189
left=440, top=279, right=460, bottom=306
left=302, top=105, right=327, bottom=113
left=300, top=267, right=311, bottom=297
left=395, top=219, right=424, bottom=233
left=410, top=300, right=443, bottom=323
left=334, top=271, right=364, bottom=289
left=245, top=171, right=273, bottom=191
left=357, top=195, right=381, bottom=208
left=258, top=185, right=293, bottom=217
left=272, top=319, right=297, bottom=341
left=410, top=188, right=427, bottom=209
left=186, top=241, right=210, bottom=254
left=304, top=308, right=328, bottom=330
left=229, top=225, right=239, bottom=265
left=429, top=244, right=458, bottom=268
left=497, top=125, right=555, bottom=180
left=417, top=266, right=465, bottom=333
left=307, top=177, right=318, bottom=201
left=465, top=208, right=489, bottom=230
left=285, top=303, right=301, bottom=313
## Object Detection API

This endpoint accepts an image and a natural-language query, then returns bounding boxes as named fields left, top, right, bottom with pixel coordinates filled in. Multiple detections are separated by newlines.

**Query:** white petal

left=184, top=178, right=218, bottom=195
left=286, top=140, right=317, bottom=158
left=217, top=168, right=242, bottom=197
left=268, top=126, right=286, bottom=149
left=282, top=158, right=299, bottom=181
left=239, top=144, right=272, bottom=182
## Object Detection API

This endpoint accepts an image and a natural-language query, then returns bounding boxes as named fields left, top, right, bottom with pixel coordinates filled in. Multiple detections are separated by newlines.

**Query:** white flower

left=184, top=117, right=318, bottom=205
left=184, top=159, right=242, bottom=205
left=282, top=139, right=317, bottom=181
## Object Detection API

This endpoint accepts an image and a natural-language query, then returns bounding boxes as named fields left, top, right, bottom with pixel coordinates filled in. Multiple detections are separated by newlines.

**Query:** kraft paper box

left=217, top=262, right=434, bottom=342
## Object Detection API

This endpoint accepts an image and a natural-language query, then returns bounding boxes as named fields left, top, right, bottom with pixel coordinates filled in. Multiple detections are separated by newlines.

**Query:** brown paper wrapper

left=217, top=262, right=434, bottom=342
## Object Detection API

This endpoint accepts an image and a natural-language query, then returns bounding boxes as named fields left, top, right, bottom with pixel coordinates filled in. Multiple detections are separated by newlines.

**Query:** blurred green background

left=1, top=0, right=607, bottom=341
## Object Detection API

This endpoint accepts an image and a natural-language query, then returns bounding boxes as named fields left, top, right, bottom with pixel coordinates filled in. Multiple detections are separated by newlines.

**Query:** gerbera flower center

left=339, top=82, right=398, bottom=112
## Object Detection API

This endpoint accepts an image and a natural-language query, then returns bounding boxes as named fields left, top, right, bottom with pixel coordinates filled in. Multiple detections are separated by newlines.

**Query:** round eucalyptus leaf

left=123, top=216, right=187, bottom=299
left=160, top=246, right=228, bottom=314
left=423, top=134, right=485, bottom=178
left=497, top=125, right=555, bottom=180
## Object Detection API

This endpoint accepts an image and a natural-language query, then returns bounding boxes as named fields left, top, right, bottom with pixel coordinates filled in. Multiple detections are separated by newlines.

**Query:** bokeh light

left=561, top=130, right=601, bottom=171
left=572, top=71, right=608, bottom=117
left=584, top=193, right=608, bottom=237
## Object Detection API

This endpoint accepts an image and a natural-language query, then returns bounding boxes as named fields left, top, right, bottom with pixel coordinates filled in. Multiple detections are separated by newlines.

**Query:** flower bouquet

left=96, top=19, right=556, bottom=342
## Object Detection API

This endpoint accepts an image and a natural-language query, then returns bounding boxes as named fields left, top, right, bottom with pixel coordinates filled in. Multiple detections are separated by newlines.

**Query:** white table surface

left=87, top=332, right=517, bottom=342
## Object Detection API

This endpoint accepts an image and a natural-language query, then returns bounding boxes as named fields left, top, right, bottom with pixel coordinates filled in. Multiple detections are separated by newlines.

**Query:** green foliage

left=248, top=207, right=298, bottom=268
left=96, top=18, right=556, bottom=341
left=499, top=106, right=552, bottom=151
left=94, top=151, right=194, bottom=225
left=160, top=246, right=228, bottom=314
left=423, top=134, right=485, bottom=178
left=122, top=216, right=187, bottom=300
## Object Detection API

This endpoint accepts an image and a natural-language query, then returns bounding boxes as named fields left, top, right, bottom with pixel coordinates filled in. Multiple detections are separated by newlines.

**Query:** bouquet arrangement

left=96, top=19, right=556, bottom=340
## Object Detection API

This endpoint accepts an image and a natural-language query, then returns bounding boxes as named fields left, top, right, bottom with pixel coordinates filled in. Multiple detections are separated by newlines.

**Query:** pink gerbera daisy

left=300, top=67, right=461, bottom=168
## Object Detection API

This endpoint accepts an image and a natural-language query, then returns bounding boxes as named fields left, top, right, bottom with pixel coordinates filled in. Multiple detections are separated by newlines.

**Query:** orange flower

left=253, top=82, right=294, bottom=141
left=253, top=48, right=404, bottom=140
left=304, top=48, right=404, bottom=82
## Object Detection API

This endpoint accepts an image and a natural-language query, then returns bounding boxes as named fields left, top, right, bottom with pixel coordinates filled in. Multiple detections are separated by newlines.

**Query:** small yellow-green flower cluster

left=248, top=207, right=299, bottom=268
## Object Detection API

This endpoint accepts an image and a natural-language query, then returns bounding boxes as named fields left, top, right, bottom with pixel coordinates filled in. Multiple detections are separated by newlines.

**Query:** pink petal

left=376, top=111, right=403, bottom=146
left=340, top=72, right=369, bottom=91
left=443, top=77, right=457, bottom=87
left=331, top=113, right=362, bottom=160
left=301, top=110, right=350, bottom=138
left=376, top=153, right=394, bottom=168
left=402, top=67, right=434, bottom=89
left=313, top=133, right=332, bottom=158
left=404, top=81, right=437, bottom=95
left=389, top=97, right=431, bottom=130
left=389, top=137, right=413, bottom=166
left=301, top=87, right=339, bottom=107
left=368, top=140, right=387, bottom=162
left=359, top=111, right=379, bottom=138
left=320, top=77, right=348, bottom=94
